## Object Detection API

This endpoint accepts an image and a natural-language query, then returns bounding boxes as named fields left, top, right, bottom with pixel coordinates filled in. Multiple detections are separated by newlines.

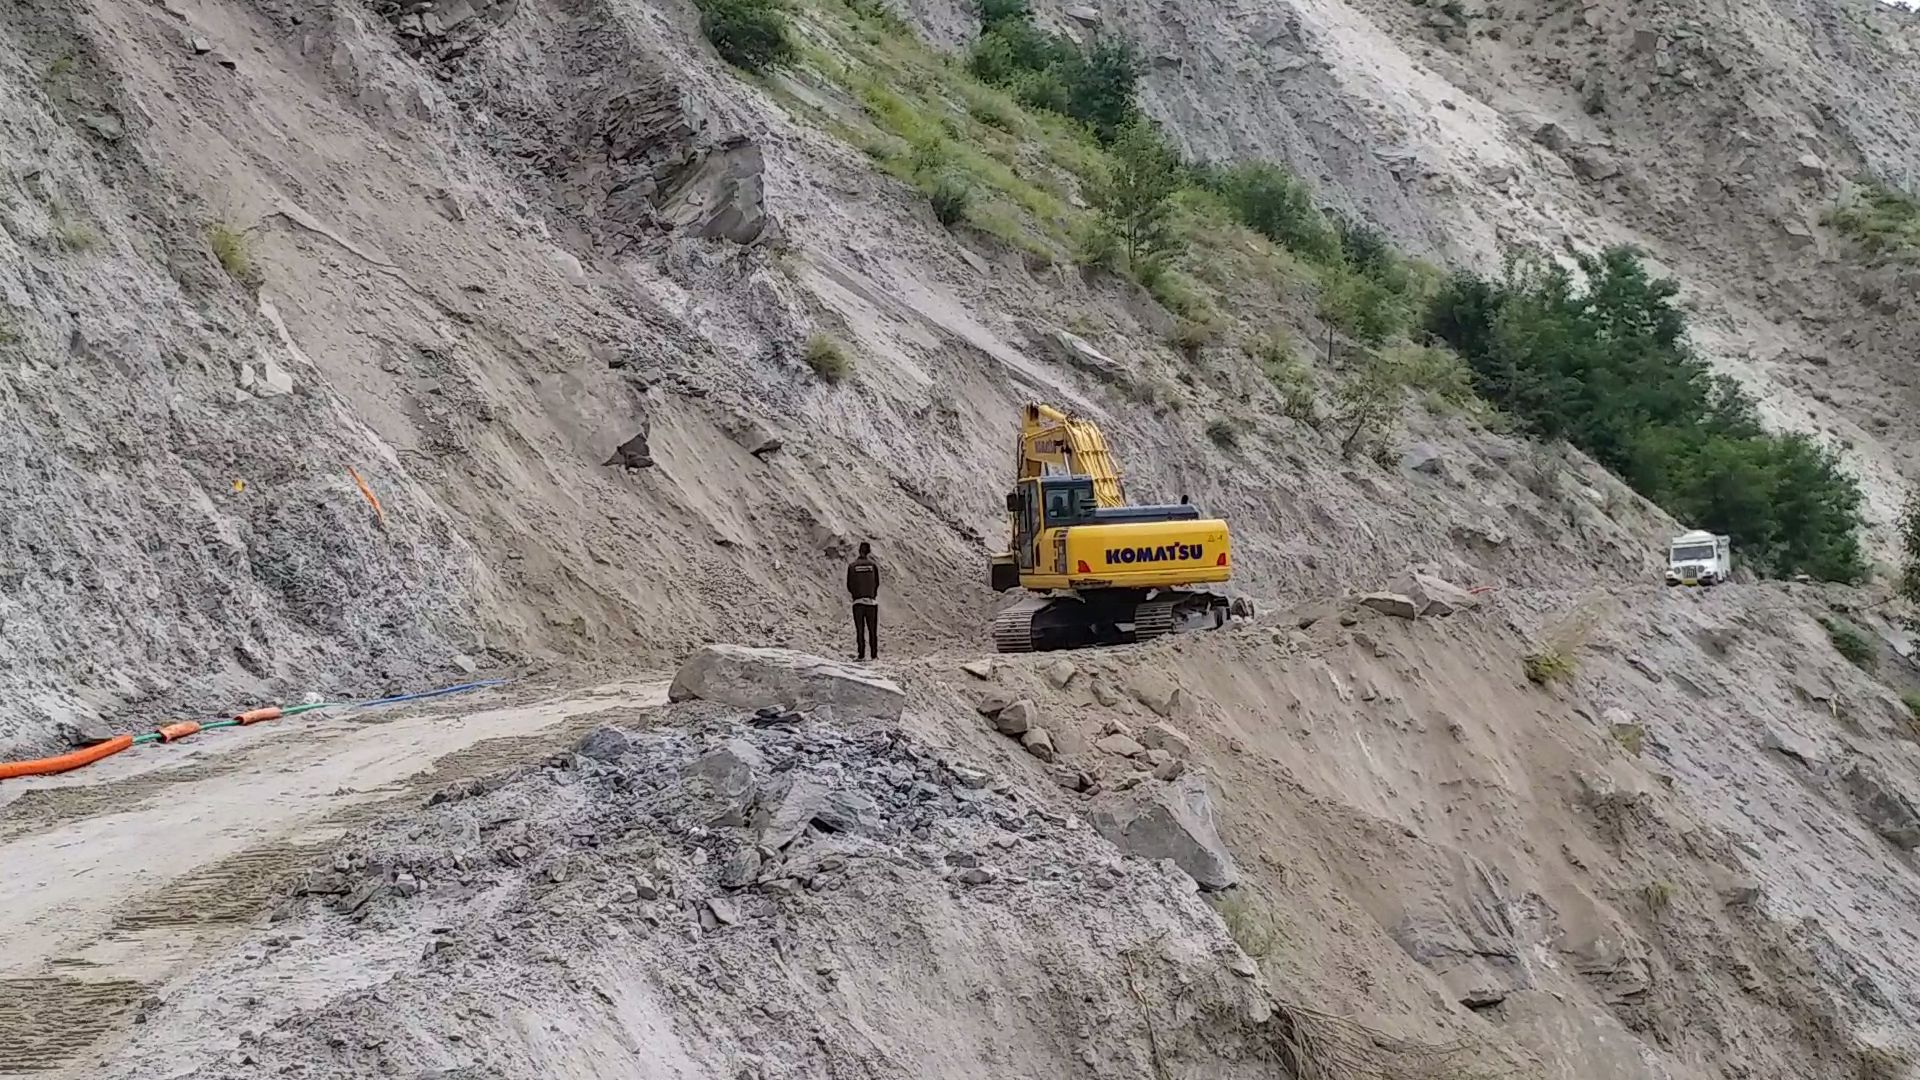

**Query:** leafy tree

left=1088, top=116, right=1181, bottom=266
left=1205, top=162, right=1340, bottom=262
left=975, top=0, right=1030, bottom=31
left=695, top=0, right=794, bottom=71
left=1062, top=37, right=1142, bottom=142
left=964, top=8, right=1140, bottom=143
left=1423, top=246, right=1867, bottom=582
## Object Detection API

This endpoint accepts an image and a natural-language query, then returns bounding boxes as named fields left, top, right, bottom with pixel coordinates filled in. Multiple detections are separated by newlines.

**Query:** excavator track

left=992, top=592, right=1235, bottom=654
left=992, top=598, right=1044, bottom=653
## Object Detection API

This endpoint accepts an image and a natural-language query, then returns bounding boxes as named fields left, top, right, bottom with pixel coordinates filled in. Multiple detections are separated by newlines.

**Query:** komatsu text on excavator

left=988, top=402, right=1252, bottom=653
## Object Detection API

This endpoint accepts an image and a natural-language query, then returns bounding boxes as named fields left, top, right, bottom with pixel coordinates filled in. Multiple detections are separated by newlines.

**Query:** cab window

left=1042, top=480, right=1095, bottom=527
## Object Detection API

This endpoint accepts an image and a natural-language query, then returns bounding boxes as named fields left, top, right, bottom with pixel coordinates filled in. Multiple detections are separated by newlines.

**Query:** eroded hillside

left=4, top=0, right=1920, bottom=1075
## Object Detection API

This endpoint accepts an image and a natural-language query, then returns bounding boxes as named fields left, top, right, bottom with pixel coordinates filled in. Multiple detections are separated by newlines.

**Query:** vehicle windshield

left=1042, top=481, right=1096, bottom=527
left=1670, top=544, right=1716, bottom=563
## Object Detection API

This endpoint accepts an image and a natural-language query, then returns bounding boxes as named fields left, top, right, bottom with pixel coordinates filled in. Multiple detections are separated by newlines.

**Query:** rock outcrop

left=669, top=645, right=906, bottom=720
left=1089, top=777, right=1238, bottom=890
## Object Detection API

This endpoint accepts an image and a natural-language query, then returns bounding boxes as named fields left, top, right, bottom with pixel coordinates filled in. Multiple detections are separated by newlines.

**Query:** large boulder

left=1358, top=592, right=1422, bottom=620
left=1089, top=777, right=1239, bottom=890
left=669, top=645, right=905, bottom=720
left=1392, top=572, right=1482, bottom=617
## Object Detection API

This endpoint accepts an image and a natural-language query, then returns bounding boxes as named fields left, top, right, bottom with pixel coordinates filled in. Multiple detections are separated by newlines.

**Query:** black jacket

left=846, top=556, right=880, bottom=601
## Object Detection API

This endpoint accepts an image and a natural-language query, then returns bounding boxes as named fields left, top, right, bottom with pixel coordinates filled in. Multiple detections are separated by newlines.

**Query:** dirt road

left=0, top=676, right=669, bottom=1077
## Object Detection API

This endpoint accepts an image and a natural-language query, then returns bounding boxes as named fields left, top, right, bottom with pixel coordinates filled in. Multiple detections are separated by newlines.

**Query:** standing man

left=847, top=541, right=881, bottom=661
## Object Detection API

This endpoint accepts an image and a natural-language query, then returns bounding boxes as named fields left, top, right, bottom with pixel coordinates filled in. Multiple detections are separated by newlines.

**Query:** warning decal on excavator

left=1105, top=543, right=1205, bottom=564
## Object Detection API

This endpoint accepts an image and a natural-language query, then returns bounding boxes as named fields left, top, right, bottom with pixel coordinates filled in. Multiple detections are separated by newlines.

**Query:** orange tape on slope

left=0, top=735, right=136, bottom=781
left=348, top=466, right=386, bottom=527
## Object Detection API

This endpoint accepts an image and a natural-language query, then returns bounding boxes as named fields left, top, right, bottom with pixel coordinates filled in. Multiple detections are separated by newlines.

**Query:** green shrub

left=1203, top=162, right=1340, bottom=262
left=1318, top=262, right=1407, bottom=344
left=695, top=0, right=795, bottom=72
left=1821, top=617, right=1876, bottom=670
left=208, top=223, right=261, bottom=287
left=1170, top=317, right=1216, bottom=357
left=804, top=333, right=852, bottom=382
left=1824, top=181, right=1920, bottom=257
left=1642, top=880, right=1675, bottom=915
left=974, top=0, right=1031, bottom=30
left=1253, top=337, right=1320, bottom=426
left=1205, top=418, right=1242, bottom=448
left=964, top=9, right=1141, bottom=143
left=928, top=173, right=973, bottom=226
left=1901, top=690, right=1920, bottom=722
left=1523, top=647, right=1575, bottom=685
left=1425, top=249, right=1866, bottom=582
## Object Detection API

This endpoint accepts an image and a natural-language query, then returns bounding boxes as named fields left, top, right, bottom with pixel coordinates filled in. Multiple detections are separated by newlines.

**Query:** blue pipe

left=354, top=679, right=508, bottom=709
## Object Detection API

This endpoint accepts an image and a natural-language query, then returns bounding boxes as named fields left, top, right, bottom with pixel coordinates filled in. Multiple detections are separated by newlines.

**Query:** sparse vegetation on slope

left=804, top=333, right=852, bottom=381
left=697, top=0, right=796, bottom=72
left=1821, top=616, right=1876, bottom=670
left=966, top=0, right=1141, bottom=143
left=1426, top=249, right=1866, bottom=582
left=1824, top=180, right=1920, bottom=257
left=1898, top=491, right=1919, bottom=629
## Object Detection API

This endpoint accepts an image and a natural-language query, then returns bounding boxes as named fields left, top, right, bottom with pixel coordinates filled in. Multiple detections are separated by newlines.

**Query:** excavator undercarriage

left=991, top=589, right=1251, bottom=653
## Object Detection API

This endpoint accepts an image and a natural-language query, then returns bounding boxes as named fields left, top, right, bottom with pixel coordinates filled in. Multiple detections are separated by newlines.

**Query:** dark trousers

left=852, top=604, right=879, bottom=659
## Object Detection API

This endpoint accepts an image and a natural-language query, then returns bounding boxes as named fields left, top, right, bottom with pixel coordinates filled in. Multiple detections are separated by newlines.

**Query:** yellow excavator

left=988, top=402, right=1252, bottom=653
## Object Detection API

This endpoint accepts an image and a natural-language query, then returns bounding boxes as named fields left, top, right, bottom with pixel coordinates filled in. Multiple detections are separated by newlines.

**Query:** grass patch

left=1169, top=316, right=1217, bottom=358
left=1211, top=890, right=1281, bottom=959
left=1824, top=181, right=1920, bottom=258
left=804, top=333, right=852, bottom=382
left=1902, top=691, right=1920, bottom=722
left=1523, top=647, right=1575, bottom=685
left=1821, top=616, right=1876, bottom=670
left=208, top=223, right=262, bottom=287
left=1642, top=879, right=1675, bottom=915
left=52, top=211, right=98, bottom=252
left=1204, top=417, right=1243, bottom=449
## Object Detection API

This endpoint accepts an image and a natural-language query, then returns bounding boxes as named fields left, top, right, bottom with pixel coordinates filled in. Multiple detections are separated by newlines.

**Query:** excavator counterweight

left=988, top=403, right=1252, bottom=653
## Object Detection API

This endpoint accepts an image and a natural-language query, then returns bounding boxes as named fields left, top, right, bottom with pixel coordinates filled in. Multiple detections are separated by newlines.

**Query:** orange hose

left=234, top=707, right=283, bottom=725
left=348, top=466, right=386, bottom=527
left=0, top=735, right=135, bottom=780
left=155, top=721, right=201, bottom=743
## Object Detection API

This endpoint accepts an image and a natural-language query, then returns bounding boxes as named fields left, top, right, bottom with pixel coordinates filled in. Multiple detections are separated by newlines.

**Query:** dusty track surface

left=0, top=676, right=668, bottom=1078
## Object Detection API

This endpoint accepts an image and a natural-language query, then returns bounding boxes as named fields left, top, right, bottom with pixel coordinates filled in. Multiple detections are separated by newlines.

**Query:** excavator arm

left=1016, top=403, right=1126, bottom=509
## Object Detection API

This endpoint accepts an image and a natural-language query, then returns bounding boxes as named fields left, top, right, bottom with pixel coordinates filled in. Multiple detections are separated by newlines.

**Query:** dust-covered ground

left=5, top=580, right=1916, bottom=1079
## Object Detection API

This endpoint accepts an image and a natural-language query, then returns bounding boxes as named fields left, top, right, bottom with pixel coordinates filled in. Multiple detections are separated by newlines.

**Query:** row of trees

left=1425, top=250, right=1868, bottom=582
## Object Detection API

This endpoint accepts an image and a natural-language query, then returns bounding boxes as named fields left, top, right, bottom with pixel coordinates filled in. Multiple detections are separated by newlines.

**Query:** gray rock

left=1050, top=330, right=1123, bottom=378
left=1138, top=722, right=1192, bottom=759
left=1531, top=121, right=1571, bottom=152
left=1401, top=443, right=1445, bottom=474
left=1568, top=148, right=1622, bottom=181
left=1065, top=4, right=1102, bottom=23
left=725, top=415, right=785, bottom=457
left=719, top=849, right=762, bottom=889
left=669, top=644, right=905, bottom=720
left=1794, top=151, right=1826, bottom=178
left=994, top=699, right=1036, bottom=736
left=960, top=659, right=995, bottom=680
left=976, top=690, right=1016, bottom=716
left=705, top=896, right=740, bottom=926
left=1358, top=592, right=1422, bottom=620
left=754, top=771, right=833, bottom=850
left=450, top=653, right=480, bottom=675
left=1096, top=733, right=1146, bottom=758
left=1129, top=672, right=1194, bottom=720
left=1844, top=765, right=1920, bottom=850
left=816, top=788, right=885, bottom=834
left=956, top=867, right=998, bottom=885
left=1391, top=573, right=1481, bottom=617
left=1090, top=678, right=1120, bottom=707
left=1046, top=658, right=1078, bottom=688
left=575, top=726, right=634, bottom=763
left=1021, top=728, right=1056, bottom=762
left=1050, top=764, right=1093, bottom=792
left=1151, top=757, right=1187, bottom=781
left=1089, top=777, right=1238, bottom=890
left=686, top=739, right=765, bottom=826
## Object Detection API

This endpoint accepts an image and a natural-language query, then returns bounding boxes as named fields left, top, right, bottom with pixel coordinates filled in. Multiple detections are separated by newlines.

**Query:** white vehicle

left=1665, top=530, right=1732, bottom=587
